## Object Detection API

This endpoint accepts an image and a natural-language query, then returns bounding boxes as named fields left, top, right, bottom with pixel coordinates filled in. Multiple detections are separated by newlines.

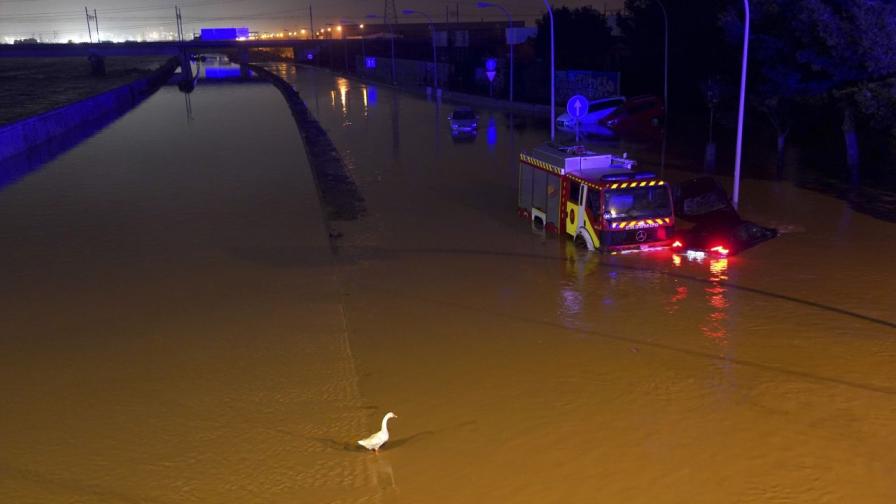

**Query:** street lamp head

left=359, top=24, right=364, bottom=29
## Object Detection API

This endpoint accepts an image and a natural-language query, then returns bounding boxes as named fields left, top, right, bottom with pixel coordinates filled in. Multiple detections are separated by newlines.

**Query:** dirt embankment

left=0, top=57, right=170, bottom=126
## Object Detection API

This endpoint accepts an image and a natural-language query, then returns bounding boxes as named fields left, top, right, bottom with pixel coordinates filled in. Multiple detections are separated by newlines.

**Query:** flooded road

left=1, top=62, right=895, bottom=502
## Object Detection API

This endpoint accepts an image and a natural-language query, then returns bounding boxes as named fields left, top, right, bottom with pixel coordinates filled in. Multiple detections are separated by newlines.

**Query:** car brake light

left=672, top=240, right=683, bottom=248
left=710, top=245, right=730, bottom=256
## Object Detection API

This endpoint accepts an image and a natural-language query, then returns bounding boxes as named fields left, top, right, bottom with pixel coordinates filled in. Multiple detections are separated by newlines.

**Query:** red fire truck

left=518, top=143, right=675, bottom=252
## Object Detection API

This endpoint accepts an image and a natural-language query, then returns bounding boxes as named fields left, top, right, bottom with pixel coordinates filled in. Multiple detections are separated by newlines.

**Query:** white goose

left=357, top=412, right=397, bottom=453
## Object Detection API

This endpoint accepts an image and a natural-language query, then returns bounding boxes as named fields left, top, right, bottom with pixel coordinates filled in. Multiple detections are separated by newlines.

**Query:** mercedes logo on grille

left=635, top=230, right=647, bottom=242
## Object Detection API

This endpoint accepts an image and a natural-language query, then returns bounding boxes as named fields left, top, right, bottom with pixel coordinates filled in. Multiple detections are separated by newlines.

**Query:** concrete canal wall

left=0, top=57, right=179, bottom=162
left=247, top=63, right=365, bottom=222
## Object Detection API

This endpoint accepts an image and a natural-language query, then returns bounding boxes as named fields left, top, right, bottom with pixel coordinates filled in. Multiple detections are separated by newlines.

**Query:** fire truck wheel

left=574, top=233, right=595, bottom=251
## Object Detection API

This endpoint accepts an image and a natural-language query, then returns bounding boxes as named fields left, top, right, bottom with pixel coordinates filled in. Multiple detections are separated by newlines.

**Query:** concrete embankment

left=248, top=63, right=365, bottom=222
left=0, top=57, right=179, bottom=162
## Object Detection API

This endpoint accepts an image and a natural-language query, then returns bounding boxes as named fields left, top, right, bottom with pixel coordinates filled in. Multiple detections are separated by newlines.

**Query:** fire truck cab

left=518, top=143, right=675, bottom=252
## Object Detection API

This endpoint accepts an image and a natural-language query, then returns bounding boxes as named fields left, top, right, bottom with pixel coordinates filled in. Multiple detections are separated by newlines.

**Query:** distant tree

left=534, top=6, right=613, bottom=71
left=617, top=0, right=733, bottom=108
left=722, top=0, right=815, bottom=179
left=793, top=0, right=896, bottom=186
left=699, top=76, right=723, bottom=172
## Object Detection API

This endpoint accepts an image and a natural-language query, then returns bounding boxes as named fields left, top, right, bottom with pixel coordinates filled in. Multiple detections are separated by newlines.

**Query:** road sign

left=566, top=94, right=588, bottom=119
left=485, top=58, right=497, bottom=83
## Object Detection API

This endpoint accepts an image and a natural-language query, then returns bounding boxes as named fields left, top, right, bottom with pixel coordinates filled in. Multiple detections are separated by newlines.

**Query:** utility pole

left=384, top=0, right=398, bottom=84
left=401, top=9, right=438, bottom=91
left=309, top=4, right=315, bottom=39
left=85, top=7, right=93, bottom=43
left=94, top=9, right=100, bottom=42
left=175, top=6, right=184, bottom=42
left=733, top=0, right=750, bottom=209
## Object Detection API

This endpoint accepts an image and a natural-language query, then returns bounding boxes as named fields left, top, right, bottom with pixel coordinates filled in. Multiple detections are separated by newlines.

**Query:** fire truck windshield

left=604, top=186, right=672, bottom=219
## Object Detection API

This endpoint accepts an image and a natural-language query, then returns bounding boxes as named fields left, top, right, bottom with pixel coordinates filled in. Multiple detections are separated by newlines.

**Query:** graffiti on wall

left=555, top=70, right=621, bottom=102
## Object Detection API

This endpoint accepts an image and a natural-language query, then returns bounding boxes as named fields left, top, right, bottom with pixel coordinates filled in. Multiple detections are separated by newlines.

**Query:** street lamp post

left=476, top=2, right=514, bottom=106
left=402, top=9, right=438, bottom=91
left=543, top=0, right=555, bottom=141
left=340, top=20, right=368, bottom=74
left=733, top=0, right=749, bottom=209
left=366, top=14, right=396, bottom=84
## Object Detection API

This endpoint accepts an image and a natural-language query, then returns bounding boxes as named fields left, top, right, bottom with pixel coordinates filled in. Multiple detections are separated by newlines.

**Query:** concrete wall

left=0, top=57, right=179, bottom=162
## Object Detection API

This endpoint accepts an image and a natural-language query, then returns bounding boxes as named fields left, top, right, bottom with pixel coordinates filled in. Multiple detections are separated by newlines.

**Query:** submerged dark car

left=671, top=177, right=778, bottom=257
left=448, top=107, right=478, bottom=132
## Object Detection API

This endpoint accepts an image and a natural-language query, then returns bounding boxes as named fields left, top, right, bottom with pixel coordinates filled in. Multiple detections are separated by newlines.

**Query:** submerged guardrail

left=247, top=63, right=365, bottom=222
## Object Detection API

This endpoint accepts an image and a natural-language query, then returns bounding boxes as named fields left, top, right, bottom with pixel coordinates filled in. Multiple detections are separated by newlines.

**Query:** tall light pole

left=340, top=19, right=368, bottom=74
left=402, top=9, right=438, bottom=91
left=366, top=13, right=396, bottom=84
left=543, top=1, right=555, bottom=141
left=476, top=2, right=514, bottom=106
left=733, top=0, right=749, bottom=209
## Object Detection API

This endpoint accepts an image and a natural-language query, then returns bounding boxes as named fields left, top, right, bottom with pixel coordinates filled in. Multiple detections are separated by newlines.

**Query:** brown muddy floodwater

left=1, top=63, right=895, bottom=503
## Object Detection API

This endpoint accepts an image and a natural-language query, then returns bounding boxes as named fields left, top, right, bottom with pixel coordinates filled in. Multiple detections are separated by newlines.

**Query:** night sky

left=2, top=0, right=625, bottom=42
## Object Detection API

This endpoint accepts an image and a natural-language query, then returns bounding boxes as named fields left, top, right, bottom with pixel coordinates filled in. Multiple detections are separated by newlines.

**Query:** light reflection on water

left=336, top=77, right=349, bottom=116
left=362, top=87, right=368, bottom=117
left=702, top=258, right=729, bottom=344
left=670, top=253, right=731, bottom=344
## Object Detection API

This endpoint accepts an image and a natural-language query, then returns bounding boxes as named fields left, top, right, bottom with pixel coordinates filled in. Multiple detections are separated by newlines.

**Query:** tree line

left=533, top=0, right=896, bottom=189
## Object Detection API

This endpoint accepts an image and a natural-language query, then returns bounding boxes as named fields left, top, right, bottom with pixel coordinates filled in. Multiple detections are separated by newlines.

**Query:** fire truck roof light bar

left=601, top=171, right=658, bottom=182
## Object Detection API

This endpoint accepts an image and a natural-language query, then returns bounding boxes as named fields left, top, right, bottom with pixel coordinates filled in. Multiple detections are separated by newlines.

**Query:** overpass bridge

left=0, top=40, right=322, bottom=59
left=0, top=40, right=327, bottom=80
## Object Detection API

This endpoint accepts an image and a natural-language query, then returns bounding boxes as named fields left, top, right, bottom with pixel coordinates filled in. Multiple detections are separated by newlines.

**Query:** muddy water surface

left=277, top=65, right=896, bottom=502
left=1, top=63, right=895, bottom=503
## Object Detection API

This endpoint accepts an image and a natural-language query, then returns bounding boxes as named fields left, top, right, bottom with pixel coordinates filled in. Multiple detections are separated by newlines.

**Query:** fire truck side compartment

left=546, top=173, right=561, bottom=225
left=519, top=162, right=561, bottom=227
left=519, top=163, right=533, bottom=210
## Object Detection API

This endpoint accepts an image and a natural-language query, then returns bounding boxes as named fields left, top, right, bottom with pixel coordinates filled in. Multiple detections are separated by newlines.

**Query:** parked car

left=556, top=96, right=625, bottom=130
left=671, top=176, right=778, bottom=257
left=598, top=95, right=665, bottom=138
left=448, top=107, right=478, bottom=132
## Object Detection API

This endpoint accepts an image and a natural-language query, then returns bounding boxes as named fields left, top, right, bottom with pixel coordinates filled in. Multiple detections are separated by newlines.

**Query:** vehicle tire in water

left=574, top=234, right=588, bottom=249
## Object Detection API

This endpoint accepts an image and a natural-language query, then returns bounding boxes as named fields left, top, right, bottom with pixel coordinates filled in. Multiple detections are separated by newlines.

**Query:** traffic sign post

left=567, top=95, right=588, bottom=145
left=485, top=58, right=497, bottom=97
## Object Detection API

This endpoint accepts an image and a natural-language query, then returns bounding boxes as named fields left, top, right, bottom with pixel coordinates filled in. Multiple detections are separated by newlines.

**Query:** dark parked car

left=598, top=95, right=665, bottom=139
left=671, top=177, right=778, bottom=257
